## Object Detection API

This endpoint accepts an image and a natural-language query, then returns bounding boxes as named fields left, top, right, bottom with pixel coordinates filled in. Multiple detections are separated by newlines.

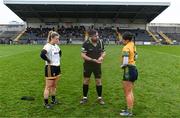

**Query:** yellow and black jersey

left=122, top=41, right=137, bottom=65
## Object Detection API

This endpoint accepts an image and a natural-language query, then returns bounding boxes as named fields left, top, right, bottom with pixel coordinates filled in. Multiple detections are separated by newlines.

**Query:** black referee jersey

left=81, top=39, right=105, bottom=64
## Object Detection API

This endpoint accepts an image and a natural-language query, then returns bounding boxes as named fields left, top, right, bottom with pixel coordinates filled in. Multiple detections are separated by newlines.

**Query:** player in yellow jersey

left=120, top=32, right=138, bottom=116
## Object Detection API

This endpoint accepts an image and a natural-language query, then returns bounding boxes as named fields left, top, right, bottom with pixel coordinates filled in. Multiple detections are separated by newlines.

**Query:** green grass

left=0, top=44, right=180, bottom=117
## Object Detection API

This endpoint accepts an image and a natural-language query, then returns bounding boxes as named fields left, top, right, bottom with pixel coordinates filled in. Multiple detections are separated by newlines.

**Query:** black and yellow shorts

left=83, top=63, right=101, bottom=78
left=45, top=65, right=61, bottom=79
left=123, top=65, right=138, bottom=82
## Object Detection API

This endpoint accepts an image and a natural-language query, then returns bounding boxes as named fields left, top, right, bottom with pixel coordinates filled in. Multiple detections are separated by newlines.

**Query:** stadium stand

left=148, top=23, right=180, bottom=44
left=19, top=26, right=116, bottom=44
left=0, top=24, right=25, bottom=44
left=117, top=29, right=151, bottom=41
left=165, top=33, right=180, bottom=43
left=0, top=31, right=19, bottom=38
left=9, top=24, right=180, bottom=45
left=4, top=0, right=173, bottom=45
left=18, top=26, right=155, bottom=44
left=0, top=31, right=20, bottom=44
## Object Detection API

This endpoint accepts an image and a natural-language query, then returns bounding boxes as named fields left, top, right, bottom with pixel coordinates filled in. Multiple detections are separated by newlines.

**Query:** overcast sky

left=0, top=0, right=179, bottom=24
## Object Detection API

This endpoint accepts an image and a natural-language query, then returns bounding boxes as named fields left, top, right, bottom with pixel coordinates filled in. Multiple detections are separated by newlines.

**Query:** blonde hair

left=47, top=31, right=59, bottom=43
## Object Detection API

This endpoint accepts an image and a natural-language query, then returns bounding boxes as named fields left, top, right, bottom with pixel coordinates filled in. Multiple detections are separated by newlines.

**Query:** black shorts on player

left=45, top=65, right=61, bottom=78
left=83, top=63, right=101, bottom=78
left=123, top=65, right=138, bottom=82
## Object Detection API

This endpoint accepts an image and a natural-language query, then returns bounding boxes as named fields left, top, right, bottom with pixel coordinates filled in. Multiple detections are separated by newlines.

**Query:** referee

left=80, top=29, right=106, bottom=105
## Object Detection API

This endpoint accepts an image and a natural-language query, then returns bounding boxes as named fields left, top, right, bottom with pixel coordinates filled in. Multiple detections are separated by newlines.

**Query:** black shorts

left=45, top=65, right=61, bottom=78
left=123, top=66, right=138, bottom=82
left=83, top=63, right=101, bottom=78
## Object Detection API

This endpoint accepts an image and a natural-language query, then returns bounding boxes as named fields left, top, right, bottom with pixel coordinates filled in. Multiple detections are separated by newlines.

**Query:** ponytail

left=47, top=31, right=59, bottom=43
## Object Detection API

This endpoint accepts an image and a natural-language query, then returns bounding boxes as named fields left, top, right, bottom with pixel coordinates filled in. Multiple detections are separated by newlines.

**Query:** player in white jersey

left=40, top=31, right=62, bottom=109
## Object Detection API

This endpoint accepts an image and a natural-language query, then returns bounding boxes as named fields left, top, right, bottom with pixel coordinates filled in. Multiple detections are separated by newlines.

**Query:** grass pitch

left=0, top=44, right=179, bottom=117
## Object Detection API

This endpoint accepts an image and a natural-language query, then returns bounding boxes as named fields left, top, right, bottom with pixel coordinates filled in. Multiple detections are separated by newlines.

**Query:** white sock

left=98, top=97, right=102, bottom=99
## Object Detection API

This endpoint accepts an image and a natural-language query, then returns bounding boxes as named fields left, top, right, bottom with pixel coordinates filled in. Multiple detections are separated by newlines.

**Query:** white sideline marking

left=0, top=50, right=36, bottom=58
left=147, top=50, right=180, bottom=58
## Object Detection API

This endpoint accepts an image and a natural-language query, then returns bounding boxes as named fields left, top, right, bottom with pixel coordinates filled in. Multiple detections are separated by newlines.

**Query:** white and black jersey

left=42, top=43, right=61, bottom=66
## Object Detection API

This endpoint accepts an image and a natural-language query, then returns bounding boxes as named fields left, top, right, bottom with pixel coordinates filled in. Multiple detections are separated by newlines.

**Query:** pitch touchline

left=149, top=50, right=180, bottom=58
left=0, top=50, right=37, bottom=58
